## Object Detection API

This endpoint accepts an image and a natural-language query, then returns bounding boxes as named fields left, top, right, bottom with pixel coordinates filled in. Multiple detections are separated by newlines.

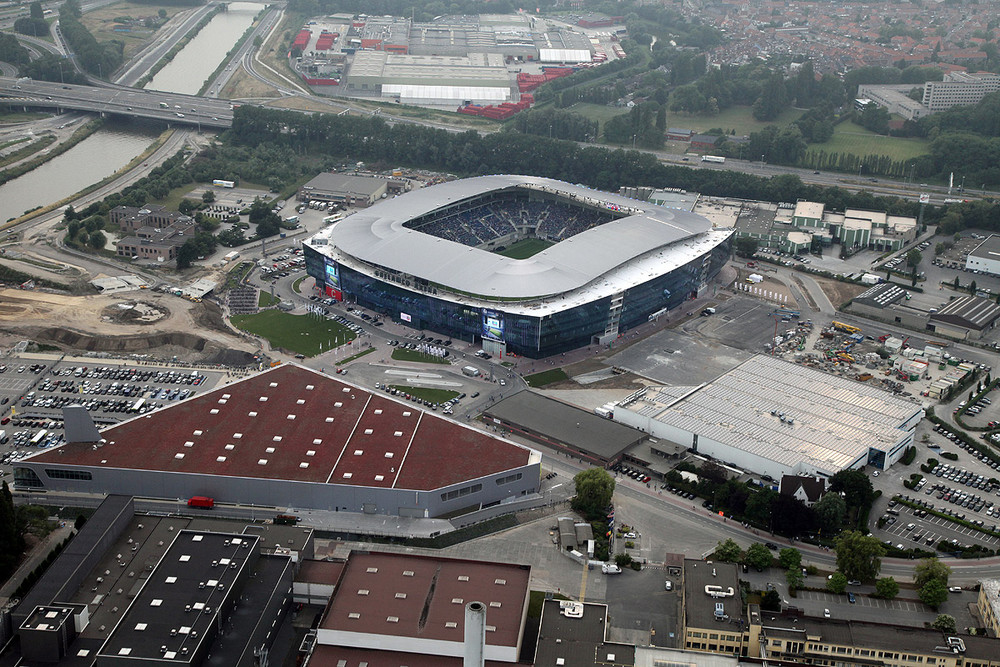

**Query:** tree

left=914, top=557, right=951, bottom=589
left=969, top=280, right=977, bottom=295
left=178, top=198, right=198, bottom=215
left=829, top=470, right=875, bottom=517
left=734, top=237, right=759, bottom=257
left=29, top=1, right=44, bottom=19
left=761, top=589, right=781, bottom=611
left=931, top=614, right=956, bottom=633
left=834, top=530, right=885, bottom=582
left=715, top=538, right=741, bottom=562
left=745, top=542, right=773, bottom=571
left=158, top=8, right=167, bottom=18
left=907, top=249, right=923, bottom=268
left=813, top=492, right=847, bottom=534
left=826, top=572, right=848, bottom=594
left=571, top=468, right=615, bottom=520
left=875, top=576, right=899, bottom=599
left=778, top=547, right=802, bottom=571
left=87, top=230, right=106, bottom=250
left=919, top=579, right=949, bottom=610
left=202, top=190, right=216, bottom=204
left=785, top=567, right=804, bottom=590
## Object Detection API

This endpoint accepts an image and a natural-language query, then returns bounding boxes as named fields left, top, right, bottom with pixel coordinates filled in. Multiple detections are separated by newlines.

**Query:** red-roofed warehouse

left=14, top=365, right=541, bottom=517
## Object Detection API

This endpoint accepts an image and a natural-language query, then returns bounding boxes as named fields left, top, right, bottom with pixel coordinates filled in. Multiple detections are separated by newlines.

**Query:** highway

left=116, top=2, right=220, bottom=88
left=0, top=76, right=234, bottom=128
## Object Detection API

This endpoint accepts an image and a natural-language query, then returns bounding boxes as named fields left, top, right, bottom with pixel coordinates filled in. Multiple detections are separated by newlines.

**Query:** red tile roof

left=29, top=365, right=533, bottom=491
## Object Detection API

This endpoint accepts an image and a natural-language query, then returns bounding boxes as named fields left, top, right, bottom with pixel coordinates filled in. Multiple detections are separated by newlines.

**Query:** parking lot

left=0, top=357, right=228, bottom=476
left=871, top=414, right=1000, bottom=551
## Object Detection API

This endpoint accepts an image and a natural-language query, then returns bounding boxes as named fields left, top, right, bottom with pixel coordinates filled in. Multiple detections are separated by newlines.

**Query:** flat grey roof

left=301, top=173, right=388, bottom=197
left=931, top=295, right=1000, bottom=330
left=618, top=355, right=924, bottom=476
left=98, top=530, right=259, bottom=662
left=683, top=560, right=743, bottom=629
left=13, top=495, right=134, bottom=625
left=312, top=175, right=713, bottom=299
left=969, top=233, right=1000, bottom=260
left=760, top=613, right=999, bottom=661
left=484, top=390, right=645, bottom=462
left=535, top=599, right=634, bottom=667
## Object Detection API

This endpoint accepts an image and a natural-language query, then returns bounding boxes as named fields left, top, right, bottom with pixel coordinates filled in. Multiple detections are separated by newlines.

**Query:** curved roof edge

left=314, top=175, right=715, bottom=299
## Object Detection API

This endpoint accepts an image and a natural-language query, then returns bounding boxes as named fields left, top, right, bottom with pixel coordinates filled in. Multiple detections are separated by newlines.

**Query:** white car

left=824, top=609, right=831, bottom=618
left=601, top=563, right=622, bottom=575
left=623, top=532, right=637, bottom=539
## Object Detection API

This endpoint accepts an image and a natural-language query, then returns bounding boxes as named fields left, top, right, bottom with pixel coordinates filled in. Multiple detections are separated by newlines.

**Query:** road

left=0, top=76, right=233, bottom=128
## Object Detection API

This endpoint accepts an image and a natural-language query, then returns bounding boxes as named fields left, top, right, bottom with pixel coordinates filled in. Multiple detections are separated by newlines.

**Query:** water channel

left=0, top=124, right=159, bottom=223
left=144, top=2, right=263, bottom=95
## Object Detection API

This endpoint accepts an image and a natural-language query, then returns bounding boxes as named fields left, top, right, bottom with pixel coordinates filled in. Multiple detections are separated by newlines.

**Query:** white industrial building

left=613, top=355, right=924, bottom=480
left=966, top=234, right=1000, bottom=277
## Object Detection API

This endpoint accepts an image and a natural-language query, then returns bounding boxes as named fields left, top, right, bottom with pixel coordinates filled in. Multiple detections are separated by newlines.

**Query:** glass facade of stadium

left=305, top=238, right=730, bottom=358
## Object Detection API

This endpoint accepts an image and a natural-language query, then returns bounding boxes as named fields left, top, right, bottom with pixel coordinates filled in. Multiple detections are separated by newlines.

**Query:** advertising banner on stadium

left=323, top=259, right=343, bottom=300
left=400, top=313, right=412, bottom=322
left=324, top=259, right=341, bottom=290
left=482, top=308, right=504, bottom=341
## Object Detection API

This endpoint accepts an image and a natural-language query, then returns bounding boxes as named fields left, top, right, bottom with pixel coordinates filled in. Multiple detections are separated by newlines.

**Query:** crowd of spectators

left=407, top=197, right=615, bottom=248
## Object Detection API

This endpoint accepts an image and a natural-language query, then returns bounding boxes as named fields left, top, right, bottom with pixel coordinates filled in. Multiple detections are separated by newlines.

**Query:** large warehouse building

left=613, top=355, right=924, bottom=480
left=303, top=175, right=732, bottom=358
left=13, top=365, right=541, bottom=517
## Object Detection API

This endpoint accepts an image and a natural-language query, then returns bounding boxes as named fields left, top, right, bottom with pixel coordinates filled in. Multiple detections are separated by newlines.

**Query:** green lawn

left=391, top=348, right=450, bottom=364
left=496, top=237, right=553, bottom=259
left=230, top=310, right=357, bottom=356
left=258, top=290, right=279, bottom=307
left=569, top=102, right=804, bottom=139
left=388, top=385, right=459, bottom=403
left=524, top=368, right=568, bottom=387
left=807, top=122, right=930, bottom=162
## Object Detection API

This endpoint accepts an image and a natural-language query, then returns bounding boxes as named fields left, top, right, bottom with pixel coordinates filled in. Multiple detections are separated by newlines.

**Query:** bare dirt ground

left=812, top=275, right=867, bottom=309
left=0, top=288, right=256, bottom=361
left=220, top=70, right=280, bottom=100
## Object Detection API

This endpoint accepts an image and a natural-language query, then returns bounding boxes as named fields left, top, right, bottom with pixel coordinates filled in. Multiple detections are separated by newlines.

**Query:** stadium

left=303, top=175, right=732, bottom=358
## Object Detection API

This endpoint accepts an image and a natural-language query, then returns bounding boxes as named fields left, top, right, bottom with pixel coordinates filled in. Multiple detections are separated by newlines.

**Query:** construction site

left=764, top=314, right=984, bottom=403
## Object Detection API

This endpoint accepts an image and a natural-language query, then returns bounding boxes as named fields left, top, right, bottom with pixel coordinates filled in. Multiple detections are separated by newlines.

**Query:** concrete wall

left=17, top=462, right=540, bottom=519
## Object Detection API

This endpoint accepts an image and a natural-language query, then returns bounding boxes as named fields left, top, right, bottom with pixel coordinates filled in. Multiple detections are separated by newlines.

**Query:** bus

left=30, top=430, right=47, bottom=446
left=130, top=398, right=145, bottom=413
left=701, top=155, right=726, bottom=164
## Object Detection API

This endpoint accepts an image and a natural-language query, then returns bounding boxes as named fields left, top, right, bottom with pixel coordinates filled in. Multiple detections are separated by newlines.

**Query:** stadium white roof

left=618, top=355, right=924, bottom=476
left=310, top=175, right=714, bottom=300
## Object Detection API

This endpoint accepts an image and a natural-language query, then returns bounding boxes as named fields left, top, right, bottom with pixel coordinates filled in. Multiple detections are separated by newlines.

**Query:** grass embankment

left=807, top=122, right=930, bottom=163
left=79, top=1, right=186, bottom=59
left=388, top=385, right=459, bottom=403
left=257, top=290, right=279, bottom=307
left=525, top=368, right=568, bottom=387
left=0, top=135, right=57, bottom=171
left=391, top=348, right=450, bottom=364
left=230, top=310, right=357, bottom=356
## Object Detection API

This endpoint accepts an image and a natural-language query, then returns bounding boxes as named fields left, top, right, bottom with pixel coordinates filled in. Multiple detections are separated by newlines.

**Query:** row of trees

left=59, top=0, right=124, bottom=79
left=13, top=1, right=49, bottom=38
left=0, top=32, right=31, bottom=66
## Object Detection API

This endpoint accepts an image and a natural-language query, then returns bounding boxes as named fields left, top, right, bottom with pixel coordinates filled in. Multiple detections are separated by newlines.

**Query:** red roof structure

left=28, top=364, right=533, bottom=492
left=315, top=552, right=530, bottom=662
